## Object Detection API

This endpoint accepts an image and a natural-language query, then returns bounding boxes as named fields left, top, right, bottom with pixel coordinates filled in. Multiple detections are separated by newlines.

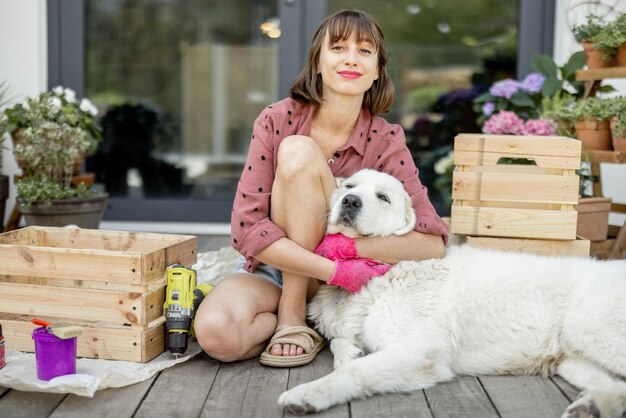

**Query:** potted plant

left=572, top=97, right=614, bottom=150
left=608, top=96, right=626, bottom=151
left=540, top=94, right=576, bottom=137
left=572, top=14, right=615, bottom=68
left=0, top=86, right=108, bottom=228
left=593, top=13, right=626, bottom=67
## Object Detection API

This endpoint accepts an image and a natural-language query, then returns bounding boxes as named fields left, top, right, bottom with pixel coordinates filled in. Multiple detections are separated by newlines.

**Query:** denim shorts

left=235, top=257, right=283, bottom=288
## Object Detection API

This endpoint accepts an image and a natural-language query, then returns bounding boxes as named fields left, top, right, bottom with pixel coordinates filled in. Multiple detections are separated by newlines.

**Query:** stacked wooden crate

left=0, top=226, right=197, bottom=362
left=450, top=134, right=590, bottom=257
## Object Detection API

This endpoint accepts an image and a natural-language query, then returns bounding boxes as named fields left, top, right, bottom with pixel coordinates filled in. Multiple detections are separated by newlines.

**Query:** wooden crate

left=0, top=226, right=197, bottom=362
left=466, top=236, right=590, bottom=258
left=451, top=134, right=582, bottom=240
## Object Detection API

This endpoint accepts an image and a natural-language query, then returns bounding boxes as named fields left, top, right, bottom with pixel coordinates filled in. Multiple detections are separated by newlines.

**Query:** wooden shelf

left=576, top=67, right=626, bottom=81
left=585, top=150, right=626, bottom=164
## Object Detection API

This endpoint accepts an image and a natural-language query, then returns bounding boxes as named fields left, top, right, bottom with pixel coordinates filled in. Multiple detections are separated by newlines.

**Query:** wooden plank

left=0, top=390, right=66, bottom=417
left=351, top=391, right=432, bottom=418
left=454, top=134, right=581, bottom=158
left=163, top=236, right=198, bottom=267
left=134, top=353, right=220, bottom=418
left=0, top=282, right=146, bottom=325
left=585, top=150, right=626, bottom=164
left=286, top=348, right=350, bottom=418
left=200, top=357, right=256, bottom=417
left=0, top=244, right=144, bottom=286
left=479, top=375, right=570, bottom=417
left=2, top=317, right=165, bottom=362
left=451, top=206, right=578, bottom=240
left=452, top=172, right=578, bottom=204
left=550, top=376, right=580, bottom=403
left=49, top=373, right=158, bottom=418
left=0, top=274, right=166, bottom=293
left=0, top=386, right=9, bottom=397
left=576, top=67, right=626, bottom=81
left=424, top=376, right=498, bottom=418
left=239, top=358, right=288, bottom=417
left=454, top=150, right=581, bottom=170
left=0, top=228, right=29, bottom=245
left=466, top=236, right=590, bottom=257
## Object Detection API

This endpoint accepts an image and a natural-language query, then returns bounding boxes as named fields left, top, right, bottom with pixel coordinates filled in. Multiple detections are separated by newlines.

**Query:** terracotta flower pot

left=575, top=197, right=612, bottom=242
left=574, top=118, right=612, bottom=151
left=616, top=42, right=626, bottom=67
left=610, top=117, right=626, bottom=152
left=583, top=40, right=616, bottom=69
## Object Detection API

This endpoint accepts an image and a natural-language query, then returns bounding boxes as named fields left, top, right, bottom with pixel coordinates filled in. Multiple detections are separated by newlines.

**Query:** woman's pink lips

left=338, top=71, right=362, bottom=79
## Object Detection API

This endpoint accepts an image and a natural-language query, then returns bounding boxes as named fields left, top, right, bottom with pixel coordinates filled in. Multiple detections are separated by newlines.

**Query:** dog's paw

left=278, top=381, right=332, bottom=414
left=562, top=390, right=626, bottom=418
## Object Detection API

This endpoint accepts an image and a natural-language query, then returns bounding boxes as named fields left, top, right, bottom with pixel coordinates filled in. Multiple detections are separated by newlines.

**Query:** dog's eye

left=377, top=193, right=390, bottom=203
left=344, top=184, right=354, bottom=189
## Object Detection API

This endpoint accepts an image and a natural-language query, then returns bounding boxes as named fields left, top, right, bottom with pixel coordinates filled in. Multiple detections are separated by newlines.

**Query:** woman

left=194, top=9, right=448, bottom=367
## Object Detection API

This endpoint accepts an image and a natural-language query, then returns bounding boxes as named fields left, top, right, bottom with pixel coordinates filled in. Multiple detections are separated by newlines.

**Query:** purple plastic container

left=31, top=327, right=77, bottom=381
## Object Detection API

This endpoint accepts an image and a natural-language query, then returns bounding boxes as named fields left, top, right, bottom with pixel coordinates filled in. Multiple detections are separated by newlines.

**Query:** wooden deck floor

left=0, top=347, right=583, bottom=418
left=0, top=235, right=587, bottom=417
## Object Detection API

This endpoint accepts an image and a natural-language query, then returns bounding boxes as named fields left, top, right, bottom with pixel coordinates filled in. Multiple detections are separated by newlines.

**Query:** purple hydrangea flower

left=520, top=72, right=546, bottom=93
left=482, top=102, right=495, bottom=116
left=489, top=79, right=521, bottom=99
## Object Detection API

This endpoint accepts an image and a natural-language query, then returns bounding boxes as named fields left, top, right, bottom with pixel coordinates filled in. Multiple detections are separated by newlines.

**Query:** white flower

left=434, top=151, right=454, bottom=175
left=79, top=98, right=98, bottom=116
left=63, top=88, right=76, bottom=103
left=52, top=86, right=64, bottom=95
left=48, top=97, right=62, bottom=113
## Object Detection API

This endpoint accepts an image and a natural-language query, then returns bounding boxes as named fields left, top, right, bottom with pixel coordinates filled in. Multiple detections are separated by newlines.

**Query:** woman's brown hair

left=289, top=9, right=395, bottom=115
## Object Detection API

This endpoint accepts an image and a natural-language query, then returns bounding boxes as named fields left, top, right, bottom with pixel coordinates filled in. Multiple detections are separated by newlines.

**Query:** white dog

left=278, top=169, right=626, bottom=418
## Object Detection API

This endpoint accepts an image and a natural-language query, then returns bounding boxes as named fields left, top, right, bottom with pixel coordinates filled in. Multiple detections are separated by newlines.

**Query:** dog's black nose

left=342, top=194, right=362, bottom=209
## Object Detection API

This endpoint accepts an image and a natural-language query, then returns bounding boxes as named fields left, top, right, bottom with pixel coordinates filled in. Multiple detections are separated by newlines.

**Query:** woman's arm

left=255, top=237, right=336, bottom=281
left=355, top=231, right=445, bottom=264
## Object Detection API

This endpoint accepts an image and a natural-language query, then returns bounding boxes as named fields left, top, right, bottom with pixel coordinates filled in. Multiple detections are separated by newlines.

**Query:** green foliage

left=16, top=175, right=93, bottom=207
left=572, top=14, right=605, bottom=43
left=540, top=95, right=576, bottom=136
left=532, top=52, right=586, bottom=98
left=573, top=97, right=622, bottom=121
left=407, top=85, right=447, bottom=113
left=593, top=13, right=626, bottom=61
left=606, top=96, right=626, bottom=138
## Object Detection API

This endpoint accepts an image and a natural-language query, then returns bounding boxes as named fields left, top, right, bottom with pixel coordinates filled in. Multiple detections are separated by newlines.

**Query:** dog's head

left=327, top=169, right=416, bottom=238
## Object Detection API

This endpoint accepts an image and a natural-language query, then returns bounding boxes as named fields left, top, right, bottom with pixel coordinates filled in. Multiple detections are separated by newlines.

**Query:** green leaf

left=563, top=51, right=586, bottom=78
left=532, top=54, right=558, bottom=78
left=472, top=92, right=492, bottom=104
left=509, top=93, right=535, bottom=107
left=541, top=77, right=562, bottom=97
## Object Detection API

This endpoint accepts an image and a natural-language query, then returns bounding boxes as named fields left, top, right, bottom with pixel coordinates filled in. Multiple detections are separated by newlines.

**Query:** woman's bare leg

left=194, top=273, right=281, bottom=361
left=269, top=135, right=336, bottom=356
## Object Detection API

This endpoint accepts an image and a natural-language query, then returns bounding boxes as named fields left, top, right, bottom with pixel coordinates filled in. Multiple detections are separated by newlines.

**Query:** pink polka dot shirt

left=231, top=98, right=449, bottom=272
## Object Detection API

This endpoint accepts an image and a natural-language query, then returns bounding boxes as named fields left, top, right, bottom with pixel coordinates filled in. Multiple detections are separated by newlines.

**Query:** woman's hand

left=314, top=233, right=359, bottom=261
left=327, top=258, right=391, bottom=294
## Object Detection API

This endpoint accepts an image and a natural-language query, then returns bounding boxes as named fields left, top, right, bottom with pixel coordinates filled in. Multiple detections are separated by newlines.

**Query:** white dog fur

left=278, top=169, right=626, bottom=417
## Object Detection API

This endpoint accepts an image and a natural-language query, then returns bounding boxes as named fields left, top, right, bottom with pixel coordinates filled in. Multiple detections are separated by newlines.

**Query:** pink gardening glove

left=314, top=233, right=358, bottom=261
left=327, top=258, right=392, bottom=294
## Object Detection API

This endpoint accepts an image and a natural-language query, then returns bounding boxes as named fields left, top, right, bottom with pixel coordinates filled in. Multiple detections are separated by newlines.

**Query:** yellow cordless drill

left=164, top=265, right=213, bottom=357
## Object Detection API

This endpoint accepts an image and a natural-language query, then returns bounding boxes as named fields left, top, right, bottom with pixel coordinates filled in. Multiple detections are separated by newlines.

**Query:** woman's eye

left=360, top=48, right=372, bottom=54
left=377, top=193, right=390, bottom=203
left=331, top=45, right=343, bottom=51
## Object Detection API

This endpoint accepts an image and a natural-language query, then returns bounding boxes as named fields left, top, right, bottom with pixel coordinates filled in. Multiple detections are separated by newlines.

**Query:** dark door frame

left=47, top=0, right=550, bottom=222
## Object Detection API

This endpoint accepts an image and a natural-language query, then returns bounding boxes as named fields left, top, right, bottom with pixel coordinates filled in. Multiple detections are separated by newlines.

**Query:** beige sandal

left=260, top=325, right=325, bottom=367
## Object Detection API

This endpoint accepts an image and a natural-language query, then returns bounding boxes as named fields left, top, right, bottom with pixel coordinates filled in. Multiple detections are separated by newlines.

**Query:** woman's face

left=317, top=31, right=379, bottom=100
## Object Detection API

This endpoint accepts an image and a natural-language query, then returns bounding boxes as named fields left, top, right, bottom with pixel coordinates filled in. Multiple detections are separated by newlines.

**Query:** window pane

left=327, top=1, right=518, bottom=214
left=85, top=0, right=279, bottom=201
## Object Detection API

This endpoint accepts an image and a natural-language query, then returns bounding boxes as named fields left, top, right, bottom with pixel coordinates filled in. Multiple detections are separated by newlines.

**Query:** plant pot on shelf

left=575, top=118, right=612, bottom=150
left=575, top=197, right=612, bottom=242
left=0, top=175, right=8, bottom=228
left=18, top=193, right=109, bottom=229
left=583, top=40, right=616, bottom=69
left=610, top=117, right=626, bottom=152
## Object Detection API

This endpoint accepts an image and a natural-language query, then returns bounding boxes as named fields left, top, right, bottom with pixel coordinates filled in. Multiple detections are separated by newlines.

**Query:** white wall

left=0, top=0, right=48, bottom=226
left=554, top=0, right=626, bottom=226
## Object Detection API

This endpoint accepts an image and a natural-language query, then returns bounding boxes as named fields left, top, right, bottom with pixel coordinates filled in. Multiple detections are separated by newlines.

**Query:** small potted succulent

left=572, top=14, right=614, bottom=68
left=572, top=97, right=615, bottom=150
left=593, top=13, right=626, bottom=67
left=0, top=86, right=108, bottom=228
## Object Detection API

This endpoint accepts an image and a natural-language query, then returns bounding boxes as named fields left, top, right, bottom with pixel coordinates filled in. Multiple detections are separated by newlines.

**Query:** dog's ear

left=393, top=194, right=417, bottom=236
left=335, top=177, right=345, bottom=188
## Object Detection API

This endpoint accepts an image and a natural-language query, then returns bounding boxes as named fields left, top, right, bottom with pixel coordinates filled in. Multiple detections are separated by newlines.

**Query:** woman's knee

left=276, top=135, right=324, bottom=180
left=194, top=311, right=243, bottom=362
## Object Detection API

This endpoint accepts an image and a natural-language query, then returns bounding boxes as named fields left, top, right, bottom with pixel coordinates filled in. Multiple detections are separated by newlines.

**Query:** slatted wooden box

left=451, top=134, right=582, bottom=240
left=0, top=226, right=197, bottom=362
